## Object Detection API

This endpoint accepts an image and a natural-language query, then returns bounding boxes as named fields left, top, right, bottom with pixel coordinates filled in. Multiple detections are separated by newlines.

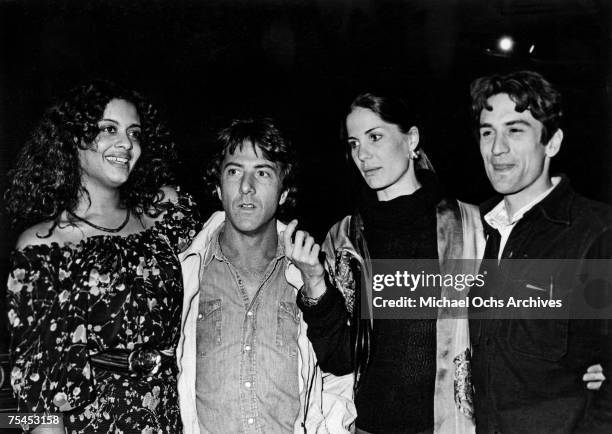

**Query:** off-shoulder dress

left=7, top=192, right=199, bottom=433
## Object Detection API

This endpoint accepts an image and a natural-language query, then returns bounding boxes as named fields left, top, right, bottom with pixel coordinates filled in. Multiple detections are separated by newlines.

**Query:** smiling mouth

left=105, top=156, right=130, bottom=167
left=492, top=163, right=515, bottom=172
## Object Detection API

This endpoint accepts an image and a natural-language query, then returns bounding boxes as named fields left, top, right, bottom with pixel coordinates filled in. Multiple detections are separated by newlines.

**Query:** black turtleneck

left=355, top=172, right=441, bottom=434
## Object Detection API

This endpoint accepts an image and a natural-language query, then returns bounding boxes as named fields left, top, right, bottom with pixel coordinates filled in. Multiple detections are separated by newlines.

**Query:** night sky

left=1, top=0, right=610, bottom=352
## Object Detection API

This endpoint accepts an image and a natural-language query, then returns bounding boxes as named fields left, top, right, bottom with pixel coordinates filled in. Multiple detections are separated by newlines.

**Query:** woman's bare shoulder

left=15, top=221, right=63, bottom=250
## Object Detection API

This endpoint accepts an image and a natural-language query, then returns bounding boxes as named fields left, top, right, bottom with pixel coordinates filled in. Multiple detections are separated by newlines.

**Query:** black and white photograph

left=0, top=0, right=611, bottom=433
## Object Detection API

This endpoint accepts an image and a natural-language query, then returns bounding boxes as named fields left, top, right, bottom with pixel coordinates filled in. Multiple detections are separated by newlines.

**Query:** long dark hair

left=4, top=80, right=178, bottom=233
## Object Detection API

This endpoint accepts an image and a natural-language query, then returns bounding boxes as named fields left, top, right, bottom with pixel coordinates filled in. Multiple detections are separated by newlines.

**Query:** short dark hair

left=470, top=70, right=562, bottom=144
left=203, top=117, right=297, bottom=211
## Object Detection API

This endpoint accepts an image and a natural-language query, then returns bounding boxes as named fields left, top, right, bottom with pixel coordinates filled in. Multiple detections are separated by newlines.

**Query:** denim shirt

left=195, top=225, right=300, bottom=433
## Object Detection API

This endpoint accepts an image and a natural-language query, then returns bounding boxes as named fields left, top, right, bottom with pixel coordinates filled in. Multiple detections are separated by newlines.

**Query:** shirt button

left=197, top=313, right=203, bottom=320
left=244, top=381, right=252, bottom=388
left=245, top=345, right=251, bottom=351
left=247, top=311, right=253, bottom=317
left=247, top=418, right=254, bottom=424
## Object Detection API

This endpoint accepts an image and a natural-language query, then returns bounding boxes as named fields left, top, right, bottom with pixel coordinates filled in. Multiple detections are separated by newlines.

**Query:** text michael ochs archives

left=364, top=259, right=612, bottom=320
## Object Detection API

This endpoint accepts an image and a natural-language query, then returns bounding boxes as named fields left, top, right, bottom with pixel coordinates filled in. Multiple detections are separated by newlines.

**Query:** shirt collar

left=203, top=221, right=286, bottom=267
left=484, top=176, right=561, bottom=231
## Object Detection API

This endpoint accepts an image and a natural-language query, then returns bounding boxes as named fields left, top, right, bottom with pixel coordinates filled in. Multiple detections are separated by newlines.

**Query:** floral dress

left=7, top=193, right=199, bottom=433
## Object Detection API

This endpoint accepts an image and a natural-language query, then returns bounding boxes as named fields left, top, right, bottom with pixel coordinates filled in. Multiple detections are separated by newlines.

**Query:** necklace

left=67, top=209, right=131, bottom=233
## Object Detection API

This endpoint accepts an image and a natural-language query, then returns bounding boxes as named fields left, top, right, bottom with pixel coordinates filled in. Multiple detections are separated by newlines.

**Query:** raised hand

left=282, top=219, right=327, bottom=298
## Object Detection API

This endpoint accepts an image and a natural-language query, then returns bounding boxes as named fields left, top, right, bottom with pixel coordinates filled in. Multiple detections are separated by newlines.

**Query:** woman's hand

left=282, top=219, right=327, bottom=298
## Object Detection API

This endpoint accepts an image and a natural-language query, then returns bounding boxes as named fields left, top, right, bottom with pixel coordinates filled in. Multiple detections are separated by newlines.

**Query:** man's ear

left=545, top=128, right=563, bottom=158
left=279, top=190, right=288, bottom=206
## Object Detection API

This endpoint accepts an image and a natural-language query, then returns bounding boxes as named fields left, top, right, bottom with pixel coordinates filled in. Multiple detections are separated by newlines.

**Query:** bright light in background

left=498, top=36, right=514, bottom=52
left=529, top=44, right=535, bottom=53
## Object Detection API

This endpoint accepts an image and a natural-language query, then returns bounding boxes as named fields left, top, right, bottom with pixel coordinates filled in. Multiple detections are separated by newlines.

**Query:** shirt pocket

left=276, top=301, right=300, bottom=358
left=506, top=319, right=569, bottom=362
left=197, top=298, right=222, bottom=357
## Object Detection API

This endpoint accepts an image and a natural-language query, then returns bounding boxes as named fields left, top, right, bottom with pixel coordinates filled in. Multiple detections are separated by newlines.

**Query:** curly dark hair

left=4, top=80, right=178, bottom=233
left=203, top=117, right=297, bottom=213
left=470, top=70, right=563, bottom=144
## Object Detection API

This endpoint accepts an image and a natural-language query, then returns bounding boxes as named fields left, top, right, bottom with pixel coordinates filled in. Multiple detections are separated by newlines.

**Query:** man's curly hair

left=4, top=80, right=178, bottom=233
left=203, top=117, right=297, bottom=214
left=470, top=70, right=563, bottom=145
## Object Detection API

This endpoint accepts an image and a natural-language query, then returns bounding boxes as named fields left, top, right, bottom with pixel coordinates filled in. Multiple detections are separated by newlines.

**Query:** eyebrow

left=223, top=162, right=243, bottom=169
left=222, top=162, right=277, bottom=170
left=254, top=163, right=277, bottom=170
left=505, top=120, right=532, bottom=127
left=99, top=119, right=141, bottom=128
left=479, top=119, right=532, bottom=128
left=365, top=126, right=383, bottom=134
left=348, top=126, right=383, bottom=140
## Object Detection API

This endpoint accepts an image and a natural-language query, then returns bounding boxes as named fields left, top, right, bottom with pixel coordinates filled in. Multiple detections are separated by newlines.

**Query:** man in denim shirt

left=177, top=118, right=355, bottom=433
left=469, top=71, right=612, bottom=433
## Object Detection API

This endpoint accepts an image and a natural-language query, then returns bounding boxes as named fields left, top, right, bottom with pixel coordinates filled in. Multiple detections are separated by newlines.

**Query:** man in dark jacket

left=469, top=70, right=612, bottom=433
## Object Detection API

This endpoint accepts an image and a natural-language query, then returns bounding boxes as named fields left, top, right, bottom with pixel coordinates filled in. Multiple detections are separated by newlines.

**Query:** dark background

left=0, top=0, right=610, bottom=408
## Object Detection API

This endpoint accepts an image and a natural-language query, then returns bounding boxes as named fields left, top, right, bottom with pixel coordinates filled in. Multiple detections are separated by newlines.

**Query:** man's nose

left=240, top=172, right=255, bottom=194
left=491, top=133, right=509, bottom=156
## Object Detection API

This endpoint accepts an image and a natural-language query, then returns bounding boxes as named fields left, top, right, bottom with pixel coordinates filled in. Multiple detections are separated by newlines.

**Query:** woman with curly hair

left=5, top=80, right=199, bottom=433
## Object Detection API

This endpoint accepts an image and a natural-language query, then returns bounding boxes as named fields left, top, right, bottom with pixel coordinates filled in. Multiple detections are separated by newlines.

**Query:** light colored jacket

left=323, top=199, right=485, bottom=434
left=177, top=211, right=357, bottom=433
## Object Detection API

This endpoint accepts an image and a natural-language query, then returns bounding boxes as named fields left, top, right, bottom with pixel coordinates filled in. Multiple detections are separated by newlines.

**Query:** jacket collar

left=180, top=211, right=226, bottom=260
left=480, top=174, right=574, bottom=235
left=180, top=210, right=290, bottom=266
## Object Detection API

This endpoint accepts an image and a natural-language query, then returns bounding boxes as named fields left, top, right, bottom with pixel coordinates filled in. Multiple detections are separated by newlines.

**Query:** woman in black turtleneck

left=297, top=93, right=483, bottom=434
left=355, top=170, right=442, bottom=434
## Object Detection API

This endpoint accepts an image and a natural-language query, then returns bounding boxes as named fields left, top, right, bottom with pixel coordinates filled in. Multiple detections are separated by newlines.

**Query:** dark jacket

left=469, top=175, right=612, bottom=434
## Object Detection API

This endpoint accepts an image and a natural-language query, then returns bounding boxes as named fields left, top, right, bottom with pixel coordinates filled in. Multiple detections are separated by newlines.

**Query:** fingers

left=586, top=380, right=604, bottom=391
left=311, top=244, right=321, bottom=265
left=583, top=373, right=606, bottom=382
left=292, top=230, right=315, bottom=262
left=587, top=364, right=603, bottom=373
left=283, top=222, right=320, bottom=265
left=303, top=233, right=315, bottom=253
left=282, top=219, right=298, bottom=257
left=282, top=223, right=325, bottom=289
left=583, top=363, right=606, bottom=391
left=294, top=230, right=306, bottom=252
